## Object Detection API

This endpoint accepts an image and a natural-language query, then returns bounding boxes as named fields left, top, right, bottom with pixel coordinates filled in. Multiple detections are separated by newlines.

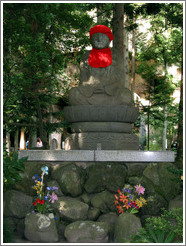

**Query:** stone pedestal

left=64, top=105, right=139, bottom=150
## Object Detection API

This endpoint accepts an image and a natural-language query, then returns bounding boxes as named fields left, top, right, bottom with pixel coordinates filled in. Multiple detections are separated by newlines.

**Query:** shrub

left=167, top=165, right=183, bottom=194
left=130, top=208, right=183, bottom=243
left=3, top=144, right=27, bottom=192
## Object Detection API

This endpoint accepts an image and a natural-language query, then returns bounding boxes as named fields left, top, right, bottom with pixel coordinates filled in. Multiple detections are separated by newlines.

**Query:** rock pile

left=3, top=161, right=182, bottom=243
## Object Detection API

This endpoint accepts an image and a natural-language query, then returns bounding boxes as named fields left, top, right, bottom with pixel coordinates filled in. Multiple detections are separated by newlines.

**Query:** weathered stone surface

left=125, top=163, right=148, bottom=176
left=13, top=235, right=32, bottom=243
left=52, top=164, right=85, bottom=197
left=114, top=213, right=142, bottom=243
left=64, top=105, right=138, bottom=123
left=64, top=220, right=109, bottom=243
left=128, top=176, right=143, bottom=186
left=16, top=218, right=25, bottom=237
left=88, top=207, right=100, bottom=220
left=168, top=195, right=183, bottom=210
left=71, top=122, right=132, bottom=133
left=98, top=212, right=118, bottom=240
left=3, top=217, right=17, bottom=234
left=143, top=163, right=179, bottom=200
left=65, top=132, right=139, bottom=150
left=57, top=222, right=67, bottom=242
left=79, top=192, right=93, bottom=205
left=140, top=193, right=168, bottom=216
left=24, top=213, right=58, bottom=242
left=84, top=163, right=127, bottom=193
left=90, top=191, right=115, bottom=213
left=4, top=190, right=33, bottom=218
left=53, top=196, right=89, bottom=221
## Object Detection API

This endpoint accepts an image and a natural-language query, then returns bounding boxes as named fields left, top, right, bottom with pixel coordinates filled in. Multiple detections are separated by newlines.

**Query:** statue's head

left=90, top=25, right=113, bottom=49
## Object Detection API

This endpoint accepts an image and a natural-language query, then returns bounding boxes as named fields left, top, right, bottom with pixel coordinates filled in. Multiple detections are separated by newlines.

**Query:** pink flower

left=135, top=184, right=145, bottom=195
left=49, top=193, right=58, bottom=203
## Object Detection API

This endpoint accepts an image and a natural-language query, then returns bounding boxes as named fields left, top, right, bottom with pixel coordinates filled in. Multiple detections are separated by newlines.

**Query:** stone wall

left=3, top=161, right=182, bottom=243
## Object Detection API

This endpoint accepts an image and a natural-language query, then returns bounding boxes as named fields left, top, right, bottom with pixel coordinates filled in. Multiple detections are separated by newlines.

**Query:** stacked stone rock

left=64, top=26, right=139, bottom=150
left=3, top=161, right=182, bottom=243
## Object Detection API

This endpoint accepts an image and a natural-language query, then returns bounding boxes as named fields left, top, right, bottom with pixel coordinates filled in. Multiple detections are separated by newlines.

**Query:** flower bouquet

left=32, top=166, right=58, bottom=214
left=24, top=166, right=60, bottom=242
left=114, top=184, right=147, bottom=214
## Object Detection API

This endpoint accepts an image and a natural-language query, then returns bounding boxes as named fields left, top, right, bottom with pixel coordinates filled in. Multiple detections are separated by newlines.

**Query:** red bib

left=88, top=48, right=112, bottom=68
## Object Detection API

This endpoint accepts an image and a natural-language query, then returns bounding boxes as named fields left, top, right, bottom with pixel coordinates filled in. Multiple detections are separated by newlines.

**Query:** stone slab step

left=19, top=150, right=175, bottom=163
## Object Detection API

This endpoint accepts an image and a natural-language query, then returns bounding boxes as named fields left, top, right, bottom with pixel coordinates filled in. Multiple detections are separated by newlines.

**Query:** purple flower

left=129, top=195, right=133, bottom=199
left=54, top=217, right=57, bottom=220
left=52, top=186, right=58, bottom=191
left=49, top=193, right=58, bottom=203
left=47, top=186, right=52, bottom=191
left=128, top=189, right=130, bottom=193
left=44, top=196, right=48, bottom=200
left=32, top=176, right=36, bottom=180
left=38, top=178, right=41, bottom=181
left=34, top=174, right=38, bottom=178
left=124, top=188, right=127, bottom=192
left=31, top=210, right=35, bottom=213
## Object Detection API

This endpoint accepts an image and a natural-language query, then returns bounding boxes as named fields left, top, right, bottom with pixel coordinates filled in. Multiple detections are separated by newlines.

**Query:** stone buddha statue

left=69, top=25, right=132, bottom=106
left=64, top=25, right=139, bottom=150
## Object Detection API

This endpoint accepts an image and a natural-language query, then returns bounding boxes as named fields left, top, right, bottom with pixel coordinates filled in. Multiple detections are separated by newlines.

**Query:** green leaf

left=164, top=231, right=175, bottom=243
left=148, top=228, right=158, bottom=243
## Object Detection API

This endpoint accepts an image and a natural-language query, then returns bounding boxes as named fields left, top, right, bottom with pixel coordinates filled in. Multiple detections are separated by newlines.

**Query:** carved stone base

left=64, top=132, right=139, bottom=150
left=64, top=105, right=139, bottom=123
left=71, top=122, right=132, bottom=133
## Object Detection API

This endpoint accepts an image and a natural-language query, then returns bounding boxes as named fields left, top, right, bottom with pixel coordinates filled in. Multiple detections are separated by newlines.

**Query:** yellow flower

left=136, top=199, right=143, bottom=208
left=140, top=197, right=147, bottom=205
left=181, top=176, right=183, bottom=180
left=33, top=186, right=39, bottom=190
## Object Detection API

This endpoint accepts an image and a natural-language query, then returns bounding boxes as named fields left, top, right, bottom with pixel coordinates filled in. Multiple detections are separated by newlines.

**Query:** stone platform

left=19, top=150, right=175, bottom=162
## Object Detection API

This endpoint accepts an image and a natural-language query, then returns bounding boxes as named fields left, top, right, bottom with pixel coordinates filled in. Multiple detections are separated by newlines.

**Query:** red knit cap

left=90, top=25, right=113, bottom=41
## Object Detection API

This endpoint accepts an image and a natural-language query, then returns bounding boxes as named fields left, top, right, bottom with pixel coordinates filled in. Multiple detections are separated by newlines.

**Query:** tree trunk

left=162, top=104, right=168, bottom=150
left=6, top=131, right=11, bottom=154
left=14, top=129, right=19, bottom=152
left=112, top=3, right=124, bottom=65
left=162, top=24, right=169, bottom=151
left=36, top=98, right=49, bottom=149
left=131, top=13, right=136, bottom=101
left=49, top=105, right=53, bottom=149
left=139, top=115, right=146, bottom=150
left=147, top=106, right=150, bottom=150
left=176, top=63, right=183, bottom=167
left=123, top=12, right=129, bottom=89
